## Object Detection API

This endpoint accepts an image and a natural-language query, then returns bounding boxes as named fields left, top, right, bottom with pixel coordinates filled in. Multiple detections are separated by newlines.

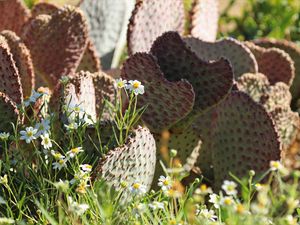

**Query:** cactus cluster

left=0, top=0, right=300, bottom=195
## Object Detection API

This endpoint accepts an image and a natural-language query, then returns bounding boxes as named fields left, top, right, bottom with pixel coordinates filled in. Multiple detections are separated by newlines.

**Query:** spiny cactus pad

left=63, top=71, right=96, bottom=123
left=253, top=39, right=300, bottom=103
left=0, top=92, right=20, bottom=133
left=77, top=40, right=101, bottom=73
left=189, top=0, right=219, bottom=42
left=0, top=31, right=34, bottom=98
left=21, top=6, right=88, bottom=88
left=184, top=37, right=258, bottom=78
left=151, top=32, right=233, bottom=113
left=0, top=35, right=23, bottom=105
left=92, top=72, right=116, bottom=120
left=0, top=0, right=30, bottom=35
left=93, top=126, right=156, bottom=195
left=236, top=73, right=269, bottom=102
left=245, top=42, right=295, bottom=86
left=121, top=53, right=195, bottom=133
left=212, top=91, right=281, bottom=189
left=81, top=0, right=135, bottom=69
left=127, top=0, right=185, bottom=54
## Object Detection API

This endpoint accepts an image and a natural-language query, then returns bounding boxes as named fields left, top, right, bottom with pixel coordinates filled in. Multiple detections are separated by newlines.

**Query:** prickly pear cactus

left=253, top=39, right=300, bottom=107
left=237, top=73, right=299, bottom=151
left=0, top=0, right=30, bottom=35
left=245, top=42, right=295, bottom=86
left=0, top=92, right=20, bottom=133
left=121, top=52, right=195, bottom=133
left=127, top=0, right=185, bottom=55
left=93, top=126, right=156, bottom=196
left=0, top=35, right=23, bottom=105
left=212, top=91, right=281, bottom=189
left=1, top=30, right=34, bottom=98
left=39, top=0, right=82, bottom=6
left=21, top=6, right=88, bottom=88
left=189, top=0, right=219, bottom=42
left=183, top=37, right=258, bottom=78
left=81, top=0, right=135, bottom=69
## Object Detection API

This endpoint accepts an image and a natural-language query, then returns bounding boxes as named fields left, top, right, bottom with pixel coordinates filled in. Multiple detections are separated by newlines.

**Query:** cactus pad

left=92, top=72, right=116, bottom=120
left=0, top=0, right=30, bottom=35
left=93, top=126, right=156, bottom=195
left=212, top=91, right=281, bottom=189
left=127, top=0, right=185, bottom=54
left=81, top=0, right=135, bottom=69
left=39, top=0, right=82, bottom=6
left=121, top=53, right=195, bottom=133
left=0, top=92, right=20, bottom=133
left=21, top=6, right=88, bottom=88
left=253, top=39, right=300, bottom=103
left=184, top=37, right=258, bottom=78
left=77, top=40, right=101, bottom=73
left=0, top=36, right=23, bottom=105
left=151, top=32, right=233, bottom=113
left=63, top=71, right=97, bottom=123
left=189, top=0, right=219, bottom=42
left=245, top=42, right=295, bottom=86
left=1, top=31, right=34, bottom=98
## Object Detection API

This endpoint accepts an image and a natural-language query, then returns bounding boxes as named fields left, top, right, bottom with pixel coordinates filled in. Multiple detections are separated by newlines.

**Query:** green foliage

left=220, top=0, right=300, bottom=41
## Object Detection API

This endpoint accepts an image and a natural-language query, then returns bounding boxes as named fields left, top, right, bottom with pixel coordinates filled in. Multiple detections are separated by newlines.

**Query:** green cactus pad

left=127, top=0, right=185, bottom=55
left=1, top=31, right=34, bottom=98
left=77, top=40, right=101, bottom=73
left=92, top=72, right=116, bottom=120
left=151, top=32, right=233, bottom=113
left=245, top=42, right=295, bottom=86
left=81, top=0, right=135, bottom=69
left=63, top=71, right=97, bottom=123
left=0, top=92, right=20, bottom=133
left=189, top=0, right=219, bottom=42
left=212, top=91, right=281, bottom=189
left=93, top=126, right=156, bottom=195
left=121, top=53, right=195, bottom=133
left=21, top=6, right=88, bottom=88
left=0, top=36, right=23, bottom=105
left=236, top=73, right=269, bottom=102
left=0, top=0, right=30, bottom=35
left=253, top=39, right=300, bottom=104
left=31, top=2, right=59, bottom=17
left=184, top=37, right=258, bottom=78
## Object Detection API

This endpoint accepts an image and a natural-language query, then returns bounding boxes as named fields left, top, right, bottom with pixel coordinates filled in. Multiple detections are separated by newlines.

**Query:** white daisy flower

left=80, top=164, right=92, bottom=173
left=158, top=176, right=172, bottom=191
left=24, top=90, right=42, bottom=107
left=52, top=157, right=67, bottom=170
left=70, top=170, right=90, bottom=184
left=132, top=203, right=146, bottom=218
left=208, top=193, right=220, bottom=209
left=20, top=127, right=38, bottom=144
left=129, top=182, right=147, bottom=196
left=67, top=147, right=84, bottom=158
left=194, top=184, right=213, bottom=196
left=35, top=119, right=50, bottom=137
left=51, top=150, right=64, bottom=160
left=64, top=122, right=78, bottom=131
left=220, top=196, right=234, bottom=206
left=222, top=180, right=237, bottom=196
left=68, top=196, right=89, bottom=216
left=198, top=209, right=217, bottom=222
left=0, top=132, right=10, bottom=141
left=126, top=80, right=145, bottom=95
left=116, top=78, right=127, bottom=89
left=40, top=133, right=52, bottom=149
left=148, top=201, right=164, bottom=210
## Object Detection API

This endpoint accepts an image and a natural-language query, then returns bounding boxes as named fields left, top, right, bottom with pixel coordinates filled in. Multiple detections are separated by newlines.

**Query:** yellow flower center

left=71, top=148, right=79, bottom=153
left=236, top=204, right=245, bottom=214
left=27, top=131, right=33, bottom=137
left=117, top=82, right=124, bottom=88
left=224, top=198, right=233, bottom=205
left=200, top=184, right=207, bottom=192
left=133, top=183, right=141, bottom=189
left=53, top=153, right=62, bottom=160
left=58, top=159, right=64, bottom=165
left=169, top=219, right=176, bottom=225
left=133, top=82, right=140, bottom=89
left=163, top=180, right=169, bottom=186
